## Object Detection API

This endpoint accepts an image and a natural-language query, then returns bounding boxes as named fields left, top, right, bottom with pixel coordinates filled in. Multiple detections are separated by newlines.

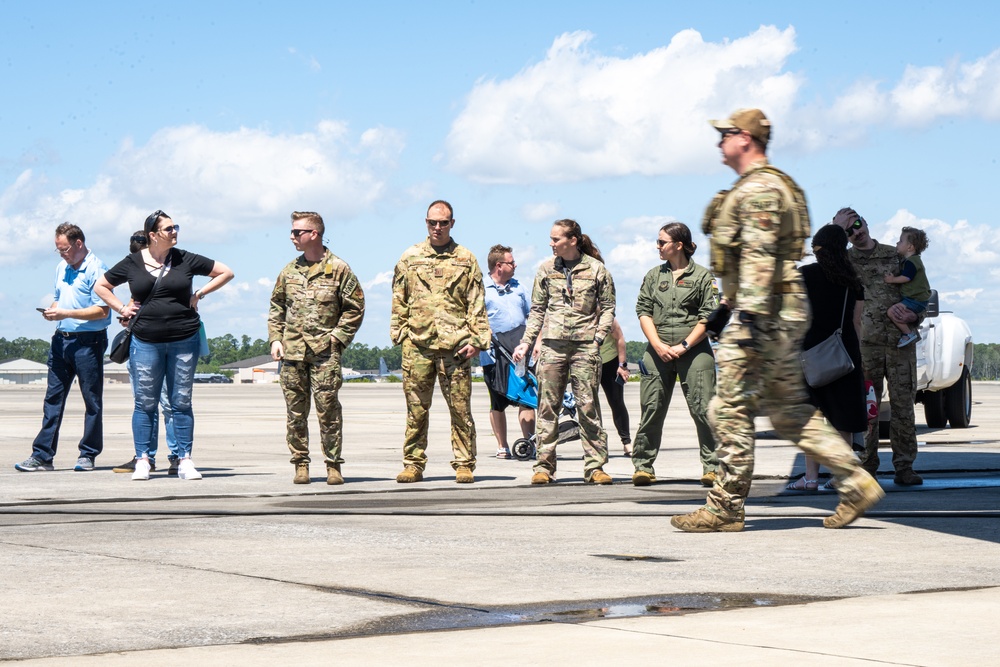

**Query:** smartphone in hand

left=36, top=308, right=46, bottom=313
left=615, top=373, right=626, bottom=387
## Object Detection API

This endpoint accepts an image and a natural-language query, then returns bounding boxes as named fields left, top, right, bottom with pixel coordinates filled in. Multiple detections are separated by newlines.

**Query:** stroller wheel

left=511, top=437, right=535, bottom=461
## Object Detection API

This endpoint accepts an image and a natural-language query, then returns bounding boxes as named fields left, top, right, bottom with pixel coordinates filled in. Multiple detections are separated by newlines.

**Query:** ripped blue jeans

left=129, top=331, right=199, bottom=459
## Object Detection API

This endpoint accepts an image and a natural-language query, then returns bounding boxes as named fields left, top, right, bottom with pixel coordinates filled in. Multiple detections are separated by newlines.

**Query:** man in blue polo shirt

left=480, top=244, right=536, bottom=459
left=15, top=223, right=112, bottom=472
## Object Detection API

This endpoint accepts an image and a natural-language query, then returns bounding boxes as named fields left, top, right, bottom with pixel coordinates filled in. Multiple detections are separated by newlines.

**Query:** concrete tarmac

left=2, top=381, right=999, bottom=665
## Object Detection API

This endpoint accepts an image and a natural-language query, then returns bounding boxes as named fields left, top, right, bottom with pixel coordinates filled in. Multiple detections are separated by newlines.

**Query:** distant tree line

left=0, top=337, right=50, bottom=364
left=4, top=336, right=645, bottom=370
left=972, top=343, right=1000, bottom=381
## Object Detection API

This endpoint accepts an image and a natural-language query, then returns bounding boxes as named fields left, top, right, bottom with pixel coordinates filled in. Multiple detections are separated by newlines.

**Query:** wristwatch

left=619, top=362, right=628, bottom=369
left=680, top=340, right=689, bottom=350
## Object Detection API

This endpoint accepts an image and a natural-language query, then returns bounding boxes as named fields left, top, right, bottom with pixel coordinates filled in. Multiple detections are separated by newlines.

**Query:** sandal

left=496, top=447, right=511, bottom=460
left=785, top=477, right=819, bottom=492
left=822, top=478, right=838, bottom=491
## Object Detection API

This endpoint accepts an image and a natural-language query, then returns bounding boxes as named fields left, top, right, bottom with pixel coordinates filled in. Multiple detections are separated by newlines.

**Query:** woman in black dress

left=789, top=224, right=867, bottom=491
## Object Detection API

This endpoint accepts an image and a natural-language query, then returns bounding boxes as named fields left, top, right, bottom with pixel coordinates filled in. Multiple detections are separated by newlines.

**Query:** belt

left=56, top=330, right=105, bottom=338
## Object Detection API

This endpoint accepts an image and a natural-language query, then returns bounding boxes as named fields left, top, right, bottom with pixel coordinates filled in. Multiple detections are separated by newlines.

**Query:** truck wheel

left=923, top=391, right=947, bottom=428
left=945, top=367, right=972, bottom=428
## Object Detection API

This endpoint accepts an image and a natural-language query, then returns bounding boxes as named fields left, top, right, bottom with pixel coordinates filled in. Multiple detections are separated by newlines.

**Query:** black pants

left=599, top=358, right=630, bottom=444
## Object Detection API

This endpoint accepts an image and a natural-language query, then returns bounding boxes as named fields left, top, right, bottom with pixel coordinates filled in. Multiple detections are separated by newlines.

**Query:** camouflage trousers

left=401, top=339, right=476, bottom=471
left=280, top=347, right=344, bottom=466
left=533, top=339, right=608, bottom=479
left=633, top=339, right=718, bottom=476
left=706, top=311, right=868, bottom=517
left=861, top=342, right=917, bottom=473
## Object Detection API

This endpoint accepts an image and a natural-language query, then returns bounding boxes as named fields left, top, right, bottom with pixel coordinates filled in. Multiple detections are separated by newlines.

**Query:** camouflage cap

left=709, top=108, right=771, bottom=147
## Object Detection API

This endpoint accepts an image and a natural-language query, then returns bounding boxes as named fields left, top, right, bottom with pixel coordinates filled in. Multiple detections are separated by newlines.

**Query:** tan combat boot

left=293, top=462, right=310, bottom=484
left=632, top=470, right=655, bottom=486
left=700, top=471, right=717, bottom=487
left=396, top=465, right=423, bottom=483
left=326, top=464, right=343, bottom=485
left=587, top=469, right=613, bottom=485
left=670, top=507, right=745, bottom=533
left=824, top=471, right=885, bottom=528
left=530, top=471, right=552, bottom=484
left=455, top=466, right=474, bottom=484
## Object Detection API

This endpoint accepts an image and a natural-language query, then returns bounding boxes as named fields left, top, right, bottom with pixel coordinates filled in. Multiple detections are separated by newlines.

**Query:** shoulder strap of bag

left=125, top=262, right=168, bottom=333
left=835, top=288, right=848, bottom=335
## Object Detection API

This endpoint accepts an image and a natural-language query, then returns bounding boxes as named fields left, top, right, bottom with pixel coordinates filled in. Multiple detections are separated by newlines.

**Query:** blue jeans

left=128, top=368, right=179, bottom=463
left=32, top=330, right=108, bottom=463
left=129, top=332, right=199, bottom=459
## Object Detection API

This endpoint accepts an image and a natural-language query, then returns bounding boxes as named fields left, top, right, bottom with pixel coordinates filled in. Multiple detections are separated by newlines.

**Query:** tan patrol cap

left=709, top=108, right=771, bottom=147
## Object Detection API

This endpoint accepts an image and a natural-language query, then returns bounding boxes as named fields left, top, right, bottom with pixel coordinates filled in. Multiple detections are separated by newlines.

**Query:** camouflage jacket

left=703, top=159, right=810, bottom=317
left=635, top=260, right=717, bottom=346
left=848, top=240, right=904, bottom=347
left=521, top=254, right=616, bottom=346
left=267, top=248, right=365, bottom=360
left=389, top=239, right=490, bottom=351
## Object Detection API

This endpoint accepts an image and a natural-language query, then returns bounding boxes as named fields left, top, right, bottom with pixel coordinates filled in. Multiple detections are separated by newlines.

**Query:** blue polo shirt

left=54, top=251, right=112, bottom=333
left=480, top=276, right=531, bottom=366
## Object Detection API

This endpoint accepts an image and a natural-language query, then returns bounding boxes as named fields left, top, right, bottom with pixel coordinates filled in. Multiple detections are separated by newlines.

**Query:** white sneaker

left=132, top=457, right=151, bottom=481
left=178, top=458, right=202, bottom=480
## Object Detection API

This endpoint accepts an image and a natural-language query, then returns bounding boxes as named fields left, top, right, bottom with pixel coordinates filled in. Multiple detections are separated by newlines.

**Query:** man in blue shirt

left=480, top=244, right=535, bottom=458
left=15, top=223, right=112, bottom=472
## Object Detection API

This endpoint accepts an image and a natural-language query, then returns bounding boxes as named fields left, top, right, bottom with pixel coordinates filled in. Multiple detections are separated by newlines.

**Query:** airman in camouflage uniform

left=832, top=208, right=921, bottom=485
left=268, top=211, right=365, bottom=485
left=671, top=109, right=883, bottom=533
left=390, top=200, right=490, bottom=484
left=513, top=219, right=616, bottom=484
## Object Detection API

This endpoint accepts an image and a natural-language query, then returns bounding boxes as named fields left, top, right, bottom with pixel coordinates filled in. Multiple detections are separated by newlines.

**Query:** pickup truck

left=879, top=289, right=974, bottom=436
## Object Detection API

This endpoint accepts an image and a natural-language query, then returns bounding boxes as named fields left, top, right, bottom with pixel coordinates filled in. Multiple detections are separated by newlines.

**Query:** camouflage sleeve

left=521, top=269, right=547, bottom=347
left=465, top=258, right=491, bottom=350
left=710, top=201, right=742, bottom=305
left=735, top=184, right=783, bottom=315
left=332, top=268, right=365, bottom=349
left=595, top=265, right=616, bottom=342
left=389, top=259, right=408, bottom=345
left=267, top=270, right=287, bottom=344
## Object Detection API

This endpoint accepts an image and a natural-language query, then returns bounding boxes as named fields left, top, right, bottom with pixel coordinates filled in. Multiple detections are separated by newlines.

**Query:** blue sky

left=3, top=1, right=999, bottom=347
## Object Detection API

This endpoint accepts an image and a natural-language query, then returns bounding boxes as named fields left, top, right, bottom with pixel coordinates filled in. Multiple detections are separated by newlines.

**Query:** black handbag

left=799, top=288, right=854, bottom=388
left=109, top=262, right=168, bottom=364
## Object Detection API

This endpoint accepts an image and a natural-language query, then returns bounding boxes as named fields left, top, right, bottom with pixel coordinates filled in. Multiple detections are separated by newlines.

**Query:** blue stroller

left=486, top=331, right=580, bottom=461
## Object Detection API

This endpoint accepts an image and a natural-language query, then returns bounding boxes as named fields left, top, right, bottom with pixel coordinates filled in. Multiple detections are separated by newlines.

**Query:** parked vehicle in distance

left=193, top=373, right=233, bottom=384
left=880, top=290, right=974, bottom=436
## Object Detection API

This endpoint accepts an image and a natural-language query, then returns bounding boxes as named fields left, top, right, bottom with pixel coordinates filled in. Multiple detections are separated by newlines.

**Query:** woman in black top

left=95, top=210, right=233, bottom=481
left=789, top=224, right=866, bottom=491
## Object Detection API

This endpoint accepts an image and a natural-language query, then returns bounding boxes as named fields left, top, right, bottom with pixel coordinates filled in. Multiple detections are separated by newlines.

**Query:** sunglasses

left=718, top=128, right=742, bottom=142
left=158, top=224, right=180, bottom=234
left=290, top=229, right=316, bottom=238
left=426, top=219, right=452, bottom=228
left=847, top=217, right=866, bottom=235
left=656, top=239, right=673, bottom=248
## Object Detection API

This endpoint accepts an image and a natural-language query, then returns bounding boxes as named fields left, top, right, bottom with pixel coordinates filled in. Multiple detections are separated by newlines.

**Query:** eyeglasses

left=718, top=129, right=742, bottom=143
left=290, top=229, right=316, bottom=238
left=54, top=245, right=74, bottom=255
left=497, top=260, right=516, bottom=267
left=426, top=219, right=452, bottom=228
left=158, top=224, right=180, bottom=234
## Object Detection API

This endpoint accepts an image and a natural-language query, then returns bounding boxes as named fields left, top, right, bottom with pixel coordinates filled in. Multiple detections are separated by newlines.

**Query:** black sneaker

left=112, top=458, right=156, bottom=473
left=168, top=458, right=179, bottom=476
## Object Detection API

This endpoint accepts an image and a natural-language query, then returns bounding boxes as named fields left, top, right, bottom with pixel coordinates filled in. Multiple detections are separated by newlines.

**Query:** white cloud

left=521, top=201, right=559, bottom=222
left=364, top=271, right=393, bottom=290
left=0, top=121, right=402, bottom=266
left=446, top=26, right=801, bottom=184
